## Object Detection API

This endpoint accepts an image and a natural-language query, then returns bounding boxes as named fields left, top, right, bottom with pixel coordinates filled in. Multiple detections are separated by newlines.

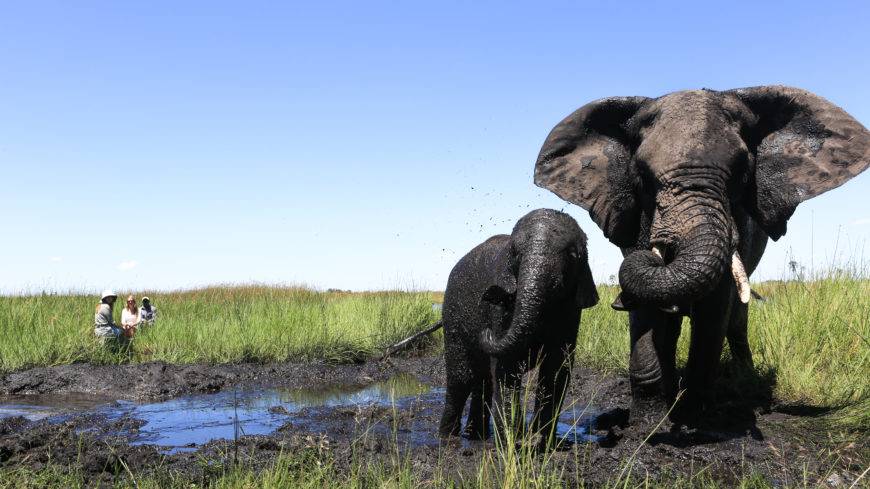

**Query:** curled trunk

left=619, top=199, right=731, bottom=306
left=479, top=264, right=545, bottom=358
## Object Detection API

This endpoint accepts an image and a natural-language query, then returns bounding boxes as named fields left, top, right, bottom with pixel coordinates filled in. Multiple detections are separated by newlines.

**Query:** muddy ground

left=1, top=354, right=867, bottom=487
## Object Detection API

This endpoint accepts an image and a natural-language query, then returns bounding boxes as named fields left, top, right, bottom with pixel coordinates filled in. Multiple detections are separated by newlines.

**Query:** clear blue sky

left=1, top=1, right=869, bottom=294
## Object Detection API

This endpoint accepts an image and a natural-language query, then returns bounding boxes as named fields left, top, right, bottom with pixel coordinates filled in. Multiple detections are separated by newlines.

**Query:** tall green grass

left=0, top=285, right=441, bottom=372
left=574, top=273, right=870, bottom=428
left=751, top=271, right=870, bottom=429
left=574, top=284, right=629, bottom=372
left=2, top=274, right=868, bottom=424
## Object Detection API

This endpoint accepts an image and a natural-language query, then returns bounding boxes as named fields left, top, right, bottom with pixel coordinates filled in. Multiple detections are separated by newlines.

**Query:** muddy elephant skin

left=437, top=209, right=599, bottom=443
left=534, top=86, right=870, bottom=416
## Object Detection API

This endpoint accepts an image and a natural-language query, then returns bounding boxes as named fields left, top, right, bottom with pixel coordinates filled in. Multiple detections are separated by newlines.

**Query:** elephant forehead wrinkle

left=639, top=91, right=744, bottom=170
left=657, top=169, right=730, bottom=205
left=662, top=163, right=730, bottom=180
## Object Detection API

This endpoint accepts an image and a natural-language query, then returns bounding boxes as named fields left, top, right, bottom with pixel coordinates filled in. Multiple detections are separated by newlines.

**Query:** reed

left=1, top=274, right=868, bottom=487
left=0, top=285, right=441, bottom=372
left=573, top=273, right=870, bottom=427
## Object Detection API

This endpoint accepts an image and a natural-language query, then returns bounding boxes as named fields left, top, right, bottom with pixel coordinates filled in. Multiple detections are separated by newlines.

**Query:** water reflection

left=0, top=392, right=114, bottom=420
left=1, top=373, right=602, bottom=451
left=100, top=374, right=433, bottom=449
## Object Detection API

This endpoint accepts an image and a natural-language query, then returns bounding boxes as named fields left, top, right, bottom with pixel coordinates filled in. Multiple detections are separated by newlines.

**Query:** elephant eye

left=633, top=158, right=657, bottom=192
left=567, top=246, right=579, bottom=259
left=629, top=110, right=656, bottom=132
left=726, top=149, right=752, bottom=196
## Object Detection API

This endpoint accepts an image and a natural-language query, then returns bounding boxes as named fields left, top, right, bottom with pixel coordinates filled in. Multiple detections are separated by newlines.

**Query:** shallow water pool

left=1, top=374, right=602, bottom=452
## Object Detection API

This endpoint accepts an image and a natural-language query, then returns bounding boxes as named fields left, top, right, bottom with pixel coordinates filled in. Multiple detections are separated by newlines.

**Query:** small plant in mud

left=469, top=370, right=600, bottom=489
left=196, top=452, right=230, bottom=483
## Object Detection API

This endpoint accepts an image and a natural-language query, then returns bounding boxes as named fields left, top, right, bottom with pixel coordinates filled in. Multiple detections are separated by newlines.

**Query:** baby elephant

left=438, top=209, right=598, bottom=444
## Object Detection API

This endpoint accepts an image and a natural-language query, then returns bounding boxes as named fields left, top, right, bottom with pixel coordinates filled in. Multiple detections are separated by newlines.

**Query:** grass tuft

left=0, top=285, right=442, bottom=372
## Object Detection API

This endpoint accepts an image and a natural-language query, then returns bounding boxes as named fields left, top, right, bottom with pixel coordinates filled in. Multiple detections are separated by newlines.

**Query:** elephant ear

left=534, top=96, right=650, bottom=248
left=574, top=248, right=599, bottom=310
left=729, top=85, right=870, bottom=240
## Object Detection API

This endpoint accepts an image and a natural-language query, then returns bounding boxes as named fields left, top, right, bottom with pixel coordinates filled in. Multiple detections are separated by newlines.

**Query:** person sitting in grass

left=94, top=290, right=135, bottom=340
left=121, top=295, right=142, bottom=337
left=138, top=296, right=158, bottom=325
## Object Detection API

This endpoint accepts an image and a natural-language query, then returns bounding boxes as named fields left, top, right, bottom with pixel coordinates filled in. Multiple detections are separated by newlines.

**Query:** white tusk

left=652, top=247, right=663, bottom=259
left=732, top=251, right=751, bottom=304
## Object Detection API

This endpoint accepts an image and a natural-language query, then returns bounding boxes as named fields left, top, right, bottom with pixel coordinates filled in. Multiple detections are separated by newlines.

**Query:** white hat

left=100, top=289, right=117, bottom=301
left=142, top=296, right=150, bottom=302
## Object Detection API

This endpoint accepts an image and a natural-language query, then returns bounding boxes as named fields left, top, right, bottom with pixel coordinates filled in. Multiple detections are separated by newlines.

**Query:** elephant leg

left=629, top=308, right=682, bottom=402
left=684, top=277, right=734, bottom=412
left=628, top=308, right=682, bottom=423
left=729, top=210, right=764, bottom=370
left=464, top=356, right=493, bottom=439
left=439, top=380, right=471, bottom=439
left=726, top=298, right=753, bottom=368
left=438, top=335, right=474, bottom=438
left=532, top=342, right=575, bottom=446
left=491, top=357, right=525, bottom=442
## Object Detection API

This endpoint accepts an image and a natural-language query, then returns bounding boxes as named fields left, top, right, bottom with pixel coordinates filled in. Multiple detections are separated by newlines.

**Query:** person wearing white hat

left=94, top=289, right=133, bottom=340
left=138, top=296, right=158, bottom=325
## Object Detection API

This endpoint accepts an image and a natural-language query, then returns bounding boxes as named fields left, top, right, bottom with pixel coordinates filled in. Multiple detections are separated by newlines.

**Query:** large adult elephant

left=534, top=86, right=870, bottom=417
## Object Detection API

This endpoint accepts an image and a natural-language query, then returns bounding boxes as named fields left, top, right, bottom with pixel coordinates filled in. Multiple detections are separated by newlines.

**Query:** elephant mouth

left=612, top=246, right=685, bottom=314
left=611, top=246, right=751, bottom=313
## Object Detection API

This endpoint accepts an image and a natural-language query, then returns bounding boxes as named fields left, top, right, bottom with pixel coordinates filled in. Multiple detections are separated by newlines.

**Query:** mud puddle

left=0, top=392, right=115, bottom=420
left=1, top=357, right=866, bottom=487
left=0, top=374, right=432, bottom=452
left=1, top=372, right=601, bottom=454
left=112, top=374, right=437, bottom=453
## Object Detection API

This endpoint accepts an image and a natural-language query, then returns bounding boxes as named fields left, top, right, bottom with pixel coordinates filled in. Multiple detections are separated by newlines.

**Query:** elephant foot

left=437, top=418, right=462, bottom=440
left=461, top=424, right=490, bottom=441
left=665, top=388, right=719, bottom=427
left=591, top=407, right=630, bottom=431
left=438, top=435, right=467, bottom=450
left=436, top=428, right=457, bottom=440
left=628, top=392, right=673, bottom=426
left=530, top=432, right=573, bottom=452
left=723, top=357, right=758, bottom=390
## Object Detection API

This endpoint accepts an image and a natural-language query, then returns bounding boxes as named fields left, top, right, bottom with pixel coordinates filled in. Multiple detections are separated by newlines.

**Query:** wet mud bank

left=1, top=356, right=867, bottom=487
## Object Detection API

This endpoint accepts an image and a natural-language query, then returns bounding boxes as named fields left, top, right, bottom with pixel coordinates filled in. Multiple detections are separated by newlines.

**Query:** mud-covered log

left=379, top=321, right=442, bottom=360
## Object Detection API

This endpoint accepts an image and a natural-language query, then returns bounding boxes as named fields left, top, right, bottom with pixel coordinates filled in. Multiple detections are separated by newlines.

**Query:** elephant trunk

left=479, top=258, right=547, bottom=358
left=618, top=188, right=731, bottom=306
